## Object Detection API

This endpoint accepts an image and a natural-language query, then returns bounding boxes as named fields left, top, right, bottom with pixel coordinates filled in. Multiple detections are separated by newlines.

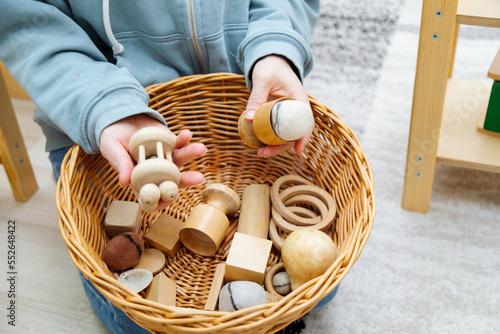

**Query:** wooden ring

left=274, top=185, right=336, bottom=228
left=268, top=206, right=318, bottom=251
left=272, top=194, right=328, bottom=233
left=281, top=193, right=327, bottom=226
left=264, top=262, right=286, bottom=300
left=271, top=175, right=317, bottom=224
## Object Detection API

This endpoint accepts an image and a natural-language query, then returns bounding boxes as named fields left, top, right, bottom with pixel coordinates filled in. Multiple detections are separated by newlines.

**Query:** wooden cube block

left=145, top=272, right=176, bottom=306
left=104, top=201, right=142, bottom=237
left=225, top=232, right=272, bottom=284
left=145, top=214, right=184, bottom=257
left=204, top=263, right=225, bottom=311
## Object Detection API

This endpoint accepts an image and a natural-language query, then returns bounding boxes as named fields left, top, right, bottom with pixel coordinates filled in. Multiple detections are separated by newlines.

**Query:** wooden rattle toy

left=225, top=184, right=273, bottom=285
left=128, top=127, right=181, bottom=212
left=179, top=183, right=241, bottom=256
left=104, top=200, right=142, bottom=237
left=281, top=229, right=337, bottom=291
left=238, top=97, right=314, bottom=148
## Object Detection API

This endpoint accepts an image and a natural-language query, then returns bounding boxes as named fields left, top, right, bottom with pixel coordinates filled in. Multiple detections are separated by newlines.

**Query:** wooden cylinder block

left=180, top=204, right=229, bottom=256
left=238, top=97, right=314, bottom=148
left=237, top=184, right=271, bottom=239
left=253, top=98, right=292, bottom=146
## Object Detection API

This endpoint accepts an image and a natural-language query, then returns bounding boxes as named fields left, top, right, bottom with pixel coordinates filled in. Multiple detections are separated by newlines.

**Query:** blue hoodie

left=0, top=0, right=319, bottom=154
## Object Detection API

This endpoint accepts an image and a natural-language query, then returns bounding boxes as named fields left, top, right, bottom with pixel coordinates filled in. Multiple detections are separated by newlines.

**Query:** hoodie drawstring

left=103, top=0, right=124, bottom=55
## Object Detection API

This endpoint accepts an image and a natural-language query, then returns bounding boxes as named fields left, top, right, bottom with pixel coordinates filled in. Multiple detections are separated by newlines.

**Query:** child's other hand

left=245, top=55, right=313, bottom=158
left=100, top=114, right=206, bottom=210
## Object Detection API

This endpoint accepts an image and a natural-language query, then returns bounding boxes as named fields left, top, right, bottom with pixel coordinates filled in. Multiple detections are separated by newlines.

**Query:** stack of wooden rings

left=269, top=175, right=337, bottom=250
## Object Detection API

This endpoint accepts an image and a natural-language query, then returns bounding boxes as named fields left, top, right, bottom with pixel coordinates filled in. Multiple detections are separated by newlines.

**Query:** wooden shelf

left=457, top=0, right=500, bottom=28
left=437, top=79, right=500, bottom=173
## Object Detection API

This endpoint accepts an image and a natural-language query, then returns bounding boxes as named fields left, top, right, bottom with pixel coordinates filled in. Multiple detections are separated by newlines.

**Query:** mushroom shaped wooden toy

left=129, top=127, right=181, bottom=212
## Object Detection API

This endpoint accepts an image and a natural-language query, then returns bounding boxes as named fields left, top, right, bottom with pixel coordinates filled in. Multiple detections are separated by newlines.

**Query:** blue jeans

left=50, top=147, right=149, bottom=334
left=49, top=146, right=337, bottom=334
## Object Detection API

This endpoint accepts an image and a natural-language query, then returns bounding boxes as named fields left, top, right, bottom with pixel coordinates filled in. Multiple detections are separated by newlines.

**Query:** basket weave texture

left=57, top=73, right=375, bottom=333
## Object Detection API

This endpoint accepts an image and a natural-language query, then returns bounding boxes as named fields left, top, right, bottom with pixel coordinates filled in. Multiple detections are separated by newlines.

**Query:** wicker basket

left=57, top=73, right=375, bottom=333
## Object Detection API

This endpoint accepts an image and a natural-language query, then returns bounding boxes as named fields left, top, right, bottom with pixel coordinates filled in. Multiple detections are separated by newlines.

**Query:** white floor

left=0, top=98, right=108, bottom=333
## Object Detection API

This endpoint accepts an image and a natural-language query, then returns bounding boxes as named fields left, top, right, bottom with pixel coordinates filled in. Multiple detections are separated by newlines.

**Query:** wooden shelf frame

left=0, top=68, right=38, bottom=201
left=457, top=0, right=500, bottom=28
left=402, top=0, right=500, bottom=213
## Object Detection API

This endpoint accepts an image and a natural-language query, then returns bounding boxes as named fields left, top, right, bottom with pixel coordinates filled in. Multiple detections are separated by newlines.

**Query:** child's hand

left=245, top=55, right=313, bottom=158
left=100, top=114, right=206, bottom=210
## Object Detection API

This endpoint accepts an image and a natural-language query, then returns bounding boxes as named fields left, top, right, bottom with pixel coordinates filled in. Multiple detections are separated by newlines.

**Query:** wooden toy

left=237, top=184, right=271, bottom=239
left=225, top=232, right=272, bottom=284
left=180, top=183, right=240, bottom=256
left=238, top=98, right=314, bottom=148
left=264, top=262, right=286, bottom=300
left=117, top=269, right=153, bottom=293
left=144, top=214, right=184, bottom=257
left=102, top=232, right=144, bottom=271
left=478, top=47, right=500, bottom=137
left=268, top=205, right=318, bottom=251
left=218, top=281, right=268, bottom=312
left=269, top=206, right=317, bottom=250
left=104, top=200, right=142, bottom=237
left=270, top=175, right=336, bottom=226
left=225, top=184, right=273, bottom=284
left=128, top=127, right=181, bottom=212
left=133, top=248, right=166, bottom=275
left=272, top=186, right=336, bottom=232
left=281, top=229, right=337, bottom=291
left=145, top=272, right=177, bottom=306
left=204, top=263, right=226, bottom=311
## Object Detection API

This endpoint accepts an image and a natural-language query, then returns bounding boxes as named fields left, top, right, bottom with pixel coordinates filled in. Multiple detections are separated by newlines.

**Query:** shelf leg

left=0, top=69, right=38, bottom=201
left=448, top=24, right=460, bottom=78
left=402, top=0, right=459, bottom=213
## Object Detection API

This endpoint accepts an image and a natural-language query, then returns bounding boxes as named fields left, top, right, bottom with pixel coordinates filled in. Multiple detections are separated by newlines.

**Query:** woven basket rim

left=56, top=73, right=376, bottom=334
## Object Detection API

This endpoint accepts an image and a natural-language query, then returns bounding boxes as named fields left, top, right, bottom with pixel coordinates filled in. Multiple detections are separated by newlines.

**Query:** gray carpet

left=283, top=0, right=500, bottom=333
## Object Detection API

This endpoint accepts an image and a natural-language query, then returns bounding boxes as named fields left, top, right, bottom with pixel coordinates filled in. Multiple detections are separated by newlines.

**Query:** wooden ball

left=218, top=281, right=268, bottom=312
left=272, top=271, right=291, bottom=296
left=103, top=232, right=145, bottom=271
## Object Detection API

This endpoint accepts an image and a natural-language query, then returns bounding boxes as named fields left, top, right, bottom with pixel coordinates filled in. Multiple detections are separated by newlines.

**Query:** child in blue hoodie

left=0, top=0, right=319, bottom=332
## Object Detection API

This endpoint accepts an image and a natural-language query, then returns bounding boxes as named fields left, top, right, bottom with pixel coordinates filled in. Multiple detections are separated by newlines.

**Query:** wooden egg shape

left=281, top=229, right=337, bottom=291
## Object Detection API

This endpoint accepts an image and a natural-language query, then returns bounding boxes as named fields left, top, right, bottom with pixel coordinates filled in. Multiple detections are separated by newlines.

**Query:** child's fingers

left=178, top=171, right=205, bottom=189
left=245, top=85, right=270, bottom=120
left=100, top=137, right=135, bottom=187
left=175, top=129, right=193, bottom=149
left=294, top=123, right=314, bottom=155
left=257, top=142, right=294, bottom=158
left=173, top=142, right=207, bottom=167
